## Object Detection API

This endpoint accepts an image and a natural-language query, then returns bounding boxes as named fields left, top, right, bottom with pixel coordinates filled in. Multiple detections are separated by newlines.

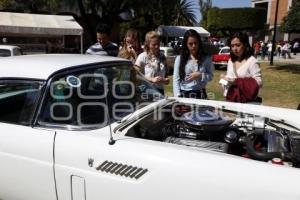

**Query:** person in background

left=220, top=32, right=262, bottom=103
left=86, top=23, right=119, bottom=56
left=2, top=37, right=8, bottom=44
left=267, top=41, right=272, bottom=61
left=46, top=39, right=53, bottom=53
left=135, top=31, right=169, bottom=95
left=293, top=40, right=299, bottom=55
left=173, top=29, right=213, bottom=99
left=276, top=42, right=282, bottom=57
left=253, top=41, right=260, bottom=58
left=260, top=41, right=267, bottom=60
left=282, top=41, right=292, bottom=59
left=118, top=28, right=142, bottom=63
left=287, top=41, right=292, bottom=59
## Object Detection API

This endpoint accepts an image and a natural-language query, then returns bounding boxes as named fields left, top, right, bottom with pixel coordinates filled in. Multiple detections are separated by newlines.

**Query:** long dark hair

left=179, top=29, right=204, bottom=81
left=229, top=32, right=254, bottom=62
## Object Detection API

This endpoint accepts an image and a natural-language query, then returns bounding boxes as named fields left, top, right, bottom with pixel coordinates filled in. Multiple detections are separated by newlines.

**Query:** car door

left=53, top=110, right=300, bottom=200
left=0, top=80, right=56, bottom=200
left=46, top=64, right=180, bottom=200
left=0, top=124, right=57, bottom=200
left=36, top=62, right=139, bottom=200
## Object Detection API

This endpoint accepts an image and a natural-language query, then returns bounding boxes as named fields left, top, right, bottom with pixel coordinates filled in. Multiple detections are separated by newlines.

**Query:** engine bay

left=126, top=103, right=300, bottom=168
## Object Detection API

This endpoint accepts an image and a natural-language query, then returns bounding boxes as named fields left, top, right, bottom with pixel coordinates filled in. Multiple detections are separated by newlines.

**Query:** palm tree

left=174, top=0, right=201, bottom=26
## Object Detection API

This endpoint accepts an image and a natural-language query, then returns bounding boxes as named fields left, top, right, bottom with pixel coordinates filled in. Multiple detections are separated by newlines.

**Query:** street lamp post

left=270, top=0, right=280, bottom=66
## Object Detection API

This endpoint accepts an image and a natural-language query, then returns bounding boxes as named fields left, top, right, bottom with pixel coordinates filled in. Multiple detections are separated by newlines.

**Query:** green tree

left=282, top=0, right=300, bottom=33
left=199, top=0, right=212, bottom=28
left=0, top=0, right=11, bottom=9
left=119, top=0, right=201, bottom=40
left=0, top=0, right=202, bottom=43
left=0, top=0, right=59, bottom=13
left=207, top=8, right=266, bottom=36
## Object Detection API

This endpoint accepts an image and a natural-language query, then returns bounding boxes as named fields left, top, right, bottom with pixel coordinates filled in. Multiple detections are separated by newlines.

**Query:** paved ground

left=257, top=53, right=300, bottom=65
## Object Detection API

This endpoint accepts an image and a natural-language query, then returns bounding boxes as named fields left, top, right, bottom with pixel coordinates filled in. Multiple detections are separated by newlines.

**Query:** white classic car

left=0, top=45, right=22, bottom=57
left=160, top=46, right=177, bottom=74
left=0, top=54, right=300, bottom=200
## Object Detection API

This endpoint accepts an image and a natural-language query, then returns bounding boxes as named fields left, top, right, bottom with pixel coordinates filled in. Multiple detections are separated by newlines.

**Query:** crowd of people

left=86, top=23, right=263, bottom=104
left=253, top=40, right=299, bottom=60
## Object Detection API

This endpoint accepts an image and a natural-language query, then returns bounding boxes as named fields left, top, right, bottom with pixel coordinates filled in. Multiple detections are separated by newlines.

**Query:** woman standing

left=221, top=32, right=262, bottom=103
left=135, top=31, right=169, bottom=95
left=118, top=28, right=142, bottom=63
left=173, top=29, right=213, bottom=99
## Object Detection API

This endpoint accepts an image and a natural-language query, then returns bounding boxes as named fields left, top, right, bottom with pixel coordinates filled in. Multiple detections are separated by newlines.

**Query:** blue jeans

left=180, top=89, right=207, bottom=99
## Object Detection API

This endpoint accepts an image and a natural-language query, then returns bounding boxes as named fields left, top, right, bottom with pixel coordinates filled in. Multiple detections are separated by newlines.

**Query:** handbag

left=226, top=62, right=262, bottom=103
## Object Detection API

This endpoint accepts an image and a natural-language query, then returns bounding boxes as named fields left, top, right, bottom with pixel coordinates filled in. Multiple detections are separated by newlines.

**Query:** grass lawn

left=165, top=62, right=300, bottom=109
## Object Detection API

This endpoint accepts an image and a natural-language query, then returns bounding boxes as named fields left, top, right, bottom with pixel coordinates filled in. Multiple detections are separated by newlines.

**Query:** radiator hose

left=240, top=136, right=288, bottom=161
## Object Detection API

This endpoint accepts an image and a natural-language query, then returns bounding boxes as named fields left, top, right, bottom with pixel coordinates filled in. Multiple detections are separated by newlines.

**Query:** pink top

left=226, top=56, right=262, bottom=87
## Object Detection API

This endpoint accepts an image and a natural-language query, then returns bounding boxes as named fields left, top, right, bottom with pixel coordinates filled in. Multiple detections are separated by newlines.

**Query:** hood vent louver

left=96, top=160, right=148, bottom=180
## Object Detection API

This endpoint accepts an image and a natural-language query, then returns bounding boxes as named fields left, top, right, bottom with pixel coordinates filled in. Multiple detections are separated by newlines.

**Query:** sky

left=212, top=0, right=252, bottom=8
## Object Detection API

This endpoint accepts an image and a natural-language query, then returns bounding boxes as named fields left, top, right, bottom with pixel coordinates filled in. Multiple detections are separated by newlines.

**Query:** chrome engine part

left=164, top=137, right=228, bottom=153
left=232, top=116, right=266, bottom=135
left=266, top=130, right=289, bottom=153
left=181, top=110, right=233, bottom=132
left=289, top=132, right=300, bottom=166
left=126, top=104, right=300, bottom=167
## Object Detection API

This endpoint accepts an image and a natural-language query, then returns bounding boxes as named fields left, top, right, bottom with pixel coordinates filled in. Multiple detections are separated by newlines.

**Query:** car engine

left=126, top=104, right=300, bottom=168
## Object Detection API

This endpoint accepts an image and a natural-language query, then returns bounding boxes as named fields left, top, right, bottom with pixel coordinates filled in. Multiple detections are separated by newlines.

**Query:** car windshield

left=38, top=63, right=164, bottom=129
left=166, top=49, right=175, bottom=56
left=0, top=80, right=43, bottom=125
left=0, top=49, right=11, bottom=57
left=160, top=48, right=175, bottom=56
left=220, top=48, right=230, bottom=54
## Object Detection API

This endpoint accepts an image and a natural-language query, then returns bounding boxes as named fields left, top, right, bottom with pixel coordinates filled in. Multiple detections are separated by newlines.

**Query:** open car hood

left=171, top=98, right=300, bottom=130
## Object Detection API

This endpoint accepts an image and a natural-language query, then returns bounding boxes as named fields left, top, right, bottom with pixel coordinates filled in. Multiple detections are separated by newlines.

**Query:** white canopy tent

left=0, top=12, right=84, bottom=53
left=157, top=25, right=210, bottom=43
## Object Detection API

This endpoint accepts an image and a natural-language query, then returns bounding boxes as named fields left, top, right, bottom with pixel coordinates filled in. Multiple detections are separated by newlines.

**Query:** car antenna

left=104, top=85, right=116, bottom=145
left=108, top=125, right=116, bottom=145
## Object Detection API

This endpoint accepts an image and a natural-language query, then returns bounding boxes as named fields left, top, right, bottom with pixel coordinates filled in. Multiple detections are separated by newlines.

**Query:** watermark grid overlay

left=48, top=73, right=225, bottom=127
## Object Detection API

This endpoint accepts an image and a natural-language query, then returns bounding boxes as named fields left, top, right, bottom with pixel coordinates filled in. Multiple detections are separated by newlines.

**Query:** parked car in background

left=212, top=46, right=230, bottom=69
left=0, top=45, right=22, bottom=57
left=1, top=54, right=300, bottom=200
left=160, top=46, right=177, bottom=74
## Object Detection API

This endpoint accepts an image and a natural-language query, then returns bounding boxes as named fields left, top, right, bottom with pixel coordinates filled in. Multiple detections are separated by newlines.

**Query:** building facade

left=252, top=0, right=300, bottom=42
